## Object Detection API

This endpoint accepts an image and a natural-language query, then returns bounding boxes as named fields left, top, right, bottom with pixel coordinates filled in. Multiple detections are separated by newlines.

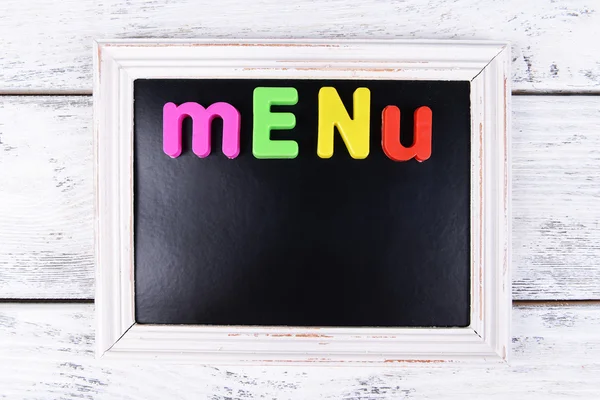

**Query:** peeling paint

left=384, top=359, right=447, bottom=364
left=479, top=121, right=484, bottom=320
left=267, top=333, right=333, bottom=338
left=104, top=42, right=340, bottom=48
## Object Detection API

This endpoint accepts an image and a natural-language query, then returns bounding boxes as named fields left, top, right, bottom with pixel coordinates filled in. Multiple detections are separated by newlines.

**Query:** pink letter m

left=163, top=102, right=241, bottom=159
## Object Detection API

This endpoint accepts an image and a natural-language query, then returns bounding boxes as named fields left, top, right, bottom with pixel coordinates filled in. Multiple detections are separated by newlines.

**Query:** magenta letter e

left=163, top=102, right=241, bottom=159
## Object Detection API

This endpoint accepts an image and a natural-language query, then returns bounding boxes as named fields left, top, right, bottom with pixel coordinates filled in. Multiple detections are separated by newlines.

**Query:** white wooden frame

left=94, top=39, right=511, bottom=364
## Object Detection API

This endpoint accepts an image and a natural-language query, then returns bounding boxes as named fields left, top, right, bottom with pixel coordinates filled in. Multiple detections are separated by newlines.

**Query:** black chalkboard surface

left=133, top=79, right=471, bottom=327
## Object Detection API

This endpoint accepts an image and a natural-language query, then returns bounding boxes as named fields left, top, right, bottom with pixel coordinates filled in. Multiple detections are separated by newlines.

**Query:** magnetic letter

left=163, top=102, right=241, bottom=159
left=252, top=87, right=298, bottom=159
left=382, top=106, right=432, bottom=162
left=317, top=87, right=370, bottom=159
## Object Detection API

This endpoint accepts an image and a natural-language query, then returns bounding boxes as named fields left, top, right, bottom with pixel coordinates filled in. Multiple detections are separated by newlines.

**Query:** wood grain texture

left=512, top=97, right=600, bottom=299
left=1, top=96, right=600, bottom=299
left=1, top=0, right=599, bottom=93
left=0, top=303, right=598, bottom=398
left=0, top=97, right=94, bottom=299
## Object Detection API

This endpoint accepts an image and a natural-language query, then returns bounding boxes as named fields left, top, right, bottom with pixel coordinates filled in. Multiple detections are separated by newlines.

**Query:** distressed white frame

left=94, top=39, right=511, bottom=364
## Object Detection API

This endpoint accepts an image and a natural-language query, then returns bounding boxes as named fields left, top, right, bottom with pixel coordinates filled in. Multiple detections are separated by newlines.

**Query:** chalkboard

left=133, top=79, right=471, bottom=327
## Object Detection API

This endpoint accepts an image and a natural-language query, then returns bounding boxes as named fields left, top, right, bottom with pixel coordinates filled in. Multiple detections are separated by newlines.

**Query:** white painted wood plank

left=512, top=97, right=600, bottom=299
left=0, top=97, right=94, bottom=299
left=1, top=0, right=599, bottom=93
left=1, top=303, right=599, bottom=399
left=1, top=96, right=599, bottom=299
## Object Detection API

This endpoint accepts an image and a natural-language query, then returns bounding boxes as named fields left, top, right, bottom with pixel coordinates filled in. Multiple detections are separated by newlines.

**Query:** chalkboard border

left=94, top=39, right=511, bottom=364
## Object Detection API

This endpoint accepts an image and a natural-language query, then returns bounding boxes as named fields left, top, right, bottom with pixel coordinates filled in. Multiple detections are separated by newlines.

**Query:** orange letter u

left=382, top=106, right=432, bottom=162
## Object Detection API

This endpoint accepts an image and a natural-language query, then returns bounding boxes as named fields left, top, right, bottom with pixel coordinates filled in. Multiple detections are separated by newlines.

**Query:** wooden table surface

left=1, top=1, right=599, bottom=398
